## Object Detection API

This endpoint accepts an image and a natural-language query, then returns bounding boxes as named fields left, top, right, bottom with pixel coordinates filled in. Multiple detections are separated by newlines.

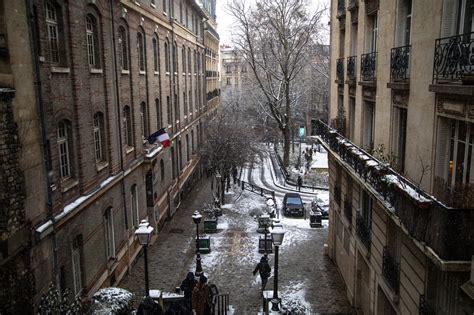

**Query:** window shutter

left=435, top=117, right=450, bottom=179
left=440, top=0, right=459, bottom=37
left=396, top=0, right=407, bottom=47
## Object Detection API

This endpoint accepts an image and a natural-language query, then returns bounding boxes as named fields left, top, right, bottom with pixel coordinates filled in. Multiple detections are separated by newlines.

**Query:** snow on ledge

left=383, top=174, right=431, bottom=204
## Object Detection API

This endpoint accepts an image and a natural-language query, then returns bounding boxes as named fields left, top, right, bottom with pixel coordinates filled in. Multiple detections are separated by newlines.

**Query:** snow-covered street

left=119, top=150, right=352, bottom=313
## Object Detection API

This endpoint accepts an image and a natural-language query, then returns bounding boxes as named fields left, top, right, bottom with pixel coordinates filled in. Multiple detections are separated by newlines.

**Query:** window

left=93, top=112, right=106, bottom=163
left=183, top=92, right=187, bottom=119
left=185, top=7, right=189, bottom=27
left=160, top=159, right=165, bottom=182
left=174, top=93, right=179, bottom=124
left=367, top=12, right=378, bottom=52
left=118, top=26, right=129, bottom=70
left=153, top=36, right=159, bottom=72
left=349, top=97, right=356, bottom=141
left=137, top=31, right=145, bottom=71
left=350, top=23, right=358, bottom=55
left=187, top=48, right=191, bottom=73
left=124, top=106, right=133, bottom=147
left=167, top=96, right=172, bottom=125
left=226, top=77, right=231, bottom=85
left=188, top=90, right=192, bottom=114
left=436, top=118, right=473, bottom=187
left=363, top=101, right=375, bottom=150
left=180, top=0, right=183, bottom=23
left=165, top=41, right=170, bottom=72
left=391, top=106, right=407, bottom=172
left=182, top=47, right=186, bottom=73
left=130, top=184, right=139, bottom=227
left=191, top=130, right=194, bottom=153
left=86, top=14, right=100, bottom=68
left=71, top=235, right=83, bottom=296
left=156, top=98, right=161, bottom=129
left=186, top=134, right=190, bottom=161
left=441, top=0, right=474, bottom=37
left=178, top=140, right=182, bottom=170
left=172, top=42, right=177, bottom=73
left=193, top=50, right=197, bottom=73
left=171, top=147, right=176, bottom=179
left=104, top=207, right=115, bottom=259
left=140, top=102, right=149, bottom=138
left=46, top=2, right=60, bottom=63
left=395, top=0, right=412, bottom=46
left=226, top=65, right=231, bottom=73
left=57, top=120, right=72, bottom=179
left=163, top=0, right=167, bottom=13
left=361, top=190, right=373, bottom=230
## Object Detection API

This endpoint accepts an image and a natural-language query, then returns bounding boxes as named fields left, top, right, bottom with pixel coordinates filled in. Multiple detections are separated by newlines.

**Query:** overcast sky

left=215, top=0, right=330, bottom=46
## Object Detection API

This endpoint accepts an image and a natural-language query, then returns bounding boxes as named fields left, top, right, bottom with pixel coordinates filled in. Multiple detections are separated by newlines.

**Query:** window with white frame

left=46, top=1, right=60, bottom=63
left=441, top=0, right=474, bottom=37
left=391, top=106, right=407, bottom=172
left=137, top=31, right=145, bottom=71
left=57, top=120, right=72, bottom=179
left=93, top=112, right=106, bottom=163
left=131, top=184, right=139, bottom=227
left=366, top=12, right=378, bottom=52
left=104, top=207, right=115, bottom=259
left=71, top=235, right=83, bottom=296
left=363, top=101, right=375, bottom=150
left=123, top=106, right=133, bottom=147
left=86, top=14, right=100, bottom=68
left=118, top=26, right=129, bottom=70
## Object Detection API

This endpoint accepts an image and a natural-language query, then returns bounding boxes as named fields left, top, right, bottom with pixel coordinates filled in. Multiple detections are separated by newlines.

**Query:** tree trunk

left=283, top=128, right=291, bottom=168
left=220, top=177, right=226, bottom=206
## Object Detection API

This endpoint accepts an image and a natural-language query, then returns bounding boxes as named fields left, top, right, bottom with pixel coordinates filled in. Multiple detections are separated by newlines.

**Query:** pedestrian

left=297, top=175, right=303, bottom=191
left=180, top=272, right=197, bottom=311
left=253, top=254, right=271, bottom=292
left=192, top=274, right=211, bottom=315
left=232, top=167, right=238, bottom=184
left=137, top=296, right=163, bottom=315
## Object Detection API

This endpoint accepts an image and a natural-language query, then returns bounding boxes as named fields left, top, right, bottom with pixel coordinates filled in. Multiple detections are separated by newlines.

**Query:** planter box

left=204, top=218, right=218, bottom=233
left=258, top=235, right=273, bottom=253
left=197, top=236, right=211, bottom=253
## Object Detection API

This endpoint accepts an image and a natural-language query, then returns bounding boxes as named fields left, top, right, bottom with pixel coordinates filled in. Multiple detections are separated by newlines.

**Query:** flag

left=148, top=128, right=170, bottom=148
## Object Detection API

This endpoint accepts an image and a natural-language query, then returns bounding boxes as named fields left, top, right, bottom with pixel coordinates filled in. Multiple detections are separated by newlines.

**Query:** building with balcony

left=0, top=0, right=218, bottom=312
left=325, top=0, right=474, bottom=313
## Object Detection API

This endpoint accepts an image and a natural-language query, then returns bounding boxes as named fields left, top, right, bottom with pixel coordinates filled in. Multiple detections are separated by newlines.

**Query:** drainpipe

left=108, top=0, right=131, bottom=272
left=25, top=0, right=59, bottom=291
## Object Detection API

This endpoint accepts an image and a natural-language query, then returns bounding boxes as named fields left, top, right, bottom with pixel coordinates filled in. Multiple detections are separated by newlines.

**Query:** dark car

left=283, top=193, right=304, bottom=217
left=311, top=195, right=329, bottom=219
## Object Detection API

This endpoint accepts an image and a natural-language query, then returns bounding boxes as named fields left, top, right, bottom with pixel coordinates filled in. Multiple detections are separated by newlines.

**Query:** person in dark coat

left=253, top=254, right=271, bottom=291
left=180, top=272, right=197, bottom=311
left=297, top=175, right=303, bottom=191
left=192, top=275, right=211, bottom=315
left=137, top=296, right=163, bottom=315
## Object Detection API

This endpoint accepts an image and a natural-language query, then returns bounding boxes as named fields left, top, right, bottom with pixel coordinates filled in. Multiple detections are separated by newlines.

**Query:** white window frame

left=46, top=2, right=59, bottom=63
left=137, top=32, right=145, bottom=71
left=93, top=113, right=105, bottom=162
left=118, top=26, right=129, bottom=70
left=86, top=15, right=96, bottom=67
left=363, top=101, right=375, bottom=150
left=58, top=120, right=71, bottom=179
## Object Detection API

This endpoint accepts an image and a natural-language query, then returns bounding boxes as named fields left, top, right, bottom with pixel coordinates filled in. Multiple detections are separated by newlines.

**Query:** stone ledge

left=429, top=83, right=474, bottom=96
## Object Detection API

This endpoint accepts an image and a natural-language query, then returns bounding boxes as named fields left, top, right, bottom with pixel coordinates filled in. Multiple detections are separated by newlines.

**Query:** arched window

left=86, top=14, right=100, bottom=68
left=46, top=1, right=60, bottom=63
left=123, top=106, right=133, bottom=147
left=57, top=119, right=73, bottom=179
left=137, top=31, right=145, bottom=71
left=93, top=112, right=106, bottom=162
left=152, top=36, right=159, bottom=72
left=187, top=47, right=191, bottom=73
left=155, top=98, right=161, bottom=129
left=160, top=159, right=165, bottom=182
left=182, top=47, right=186, bottom=73
left=172, top=42, right=177, bottom=73
left=118, top=25, right=129, bottom=70
left=164, top=40, right=170, bottom=72
left=140, top=102, right=149, bottom=138
left=183, top=91, right=187, bottom=120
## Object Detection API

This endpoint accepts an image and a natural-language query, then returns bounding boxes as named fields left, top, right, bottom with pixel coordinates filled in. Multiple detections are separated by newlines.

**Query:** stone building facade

left=0, top=0, right=218, bottom=311
left=202, top=0, right=220, bottom=112
left=322, top=0, right=474, bottom=314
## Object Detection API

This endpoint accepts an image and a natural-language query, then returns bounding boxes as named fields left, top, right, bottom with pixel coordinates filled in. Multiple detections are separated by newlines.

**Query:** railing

left=343, top=199, right=353, bottom=224
left=382, top=247, right=400, bottom=294
left=337, top=0, right=345, bottom=16
left=347, top=56, right=357, bottom=81
left=361, top=52, right=377, bottom=82
left=390, top=45, right=411, bottom=82
left=348, top=0, right=358, bottom=9
left=419, top=295, right=435, bottom=315
left=240, top=180, right=275, bottom=201
left=213, top=293, right=230, bottom=315
left=336, top=58, right=345, bottom=82
left=356, top=213, right=371, bottom=252
left=314, top=119, right=474, bottom=261
left=433, top=32, right=474, bottom=83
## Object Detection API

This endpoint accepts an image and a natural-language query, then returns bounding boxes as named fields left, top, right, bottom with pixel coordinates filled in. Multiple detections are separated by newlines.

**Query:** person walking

left=297, top=175, right=303, bottom=191
left=180, top=272, right=197, bottom=311
left=192, top=274, right=211, bottom=315
left=253, top=254, right=271, bottom=292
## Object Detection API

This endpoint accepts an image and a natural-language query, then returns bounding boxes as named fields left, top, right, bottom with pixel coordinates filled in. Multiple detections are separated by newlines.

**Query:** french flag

left=148, top=128, right=170, bottom=148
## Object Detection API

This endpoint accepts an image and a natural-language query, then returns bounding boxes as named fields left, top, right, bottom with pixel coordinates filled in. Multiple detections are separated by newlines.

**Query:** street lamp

left=270, top=224, right=285, bottom=311
left=135, top=220, right=154, bottom=296
left=192, top=211, right=203, bottom=276
left=261, top=214, right=270, bottom=253
left=215, top=173, right=222, bottom=207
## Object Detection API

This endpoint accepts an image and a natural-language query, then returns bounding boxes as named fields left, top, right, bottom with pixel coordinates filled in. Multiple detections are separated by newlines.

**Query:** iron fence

left=361, top=52, right=377, bottom=82
left=390, top=45, right=411, bottom=82
left=336, top=58, right=345, bottom=82
left=382, top=247, right=400, bottom=294
left=347, top=55, right=357, bottom=81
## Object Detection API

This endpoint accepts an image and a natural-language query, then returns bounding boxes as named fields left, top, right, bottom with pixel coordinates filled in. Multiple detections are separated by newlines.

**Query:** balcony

left=382, top=247, right=400, bottom=294
left=433, top=32, right=474, bottom=85
left=390, top=45, right=410, bottom=85
left=356, top=213, right=371, bottom=252
left=360, top=52, right=377, bottom=83
left=314, top=120, right=474, bottom=261
left=346, top=55, right=356, bottom=83
left=336, top=58, right=345, bottom=83
left=348, top=0, right=358, bottom=10
left=337, top=0, right=346, bottom=18
left=343, top=199, right=353, bottom=224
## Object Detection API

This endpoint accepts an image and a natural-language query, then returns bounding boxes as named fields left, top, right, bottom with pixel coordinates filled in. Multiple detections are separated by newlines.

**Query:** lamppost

left=270, top=224, right=285, bottom=311
left=192, top=211, right=203, bottom=276
left=261, top=214, right=270, bottom=253
left=215, top=173, right=222, bottom=207
left=135, top=220, right=154, bottom=296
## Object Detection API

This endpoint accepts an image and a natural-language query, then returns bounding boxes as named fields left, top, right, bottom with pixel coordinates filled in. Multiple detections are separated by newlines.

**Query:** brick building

left=320, top=0, right=474, bottom=314
left=0, top=0, right=218, bottom=311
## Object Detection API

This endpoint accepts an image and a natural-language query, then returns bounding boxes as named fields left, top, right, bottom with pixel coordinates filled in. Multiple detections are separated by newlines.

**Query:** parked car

left=311, top=193, right=329, bottom=219
left=283, top=193, right=304, bottom=217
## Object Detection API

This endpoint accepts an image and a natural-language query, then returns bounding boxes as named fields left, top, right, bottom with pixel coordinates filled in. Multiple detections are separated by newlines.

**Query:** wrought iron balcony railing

left=382, top=247, right=400, bottom=294
left=314, top=120, right=473, bottom=261
left=336, top=58, right=344, bottom=82
left=433, top=32, right=474, bottom=83
left=390, top=45, right=411, bottom=82
left=343, top=199, right=353, bottom=224
left=337, top=0, right=345, bottom=17
left=356, top=213, right=371, bottom=252
left=347, top=56, right=357, bottom=81
left=361, top=52, right=377, bottom=82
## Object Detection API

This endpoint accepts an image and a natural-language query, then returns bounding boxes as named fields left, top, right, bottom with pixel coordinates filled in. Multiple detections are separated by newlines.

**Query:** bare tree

left=227, top=0, right=327, bottom=167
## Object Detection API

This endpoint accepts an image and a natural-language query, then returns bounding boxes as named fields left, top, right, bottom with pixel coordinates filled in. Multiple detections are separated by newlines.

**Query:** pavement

left=119, top=170, right=353, bottom=314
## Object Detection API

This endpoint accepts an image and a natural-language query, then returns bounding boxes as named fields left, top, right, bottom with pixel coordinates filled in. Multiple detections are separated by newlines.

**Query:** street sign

left=299, top=126, right=305, bottom=138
